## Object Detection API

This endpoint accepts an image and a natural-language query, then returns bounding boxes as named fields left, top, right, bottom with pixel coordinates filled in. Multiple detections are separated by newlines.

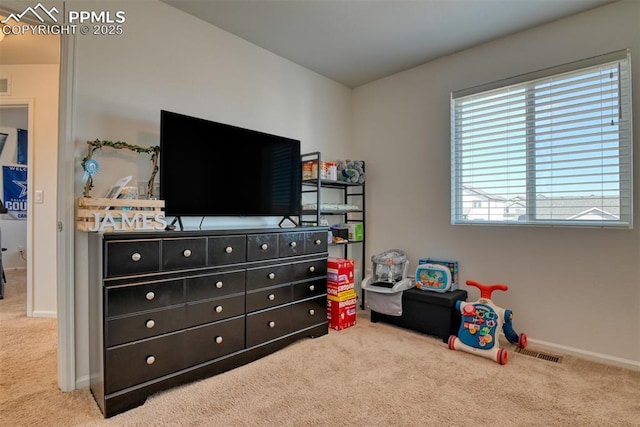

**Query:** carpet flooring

left=1, top=269, right=639, bottom=426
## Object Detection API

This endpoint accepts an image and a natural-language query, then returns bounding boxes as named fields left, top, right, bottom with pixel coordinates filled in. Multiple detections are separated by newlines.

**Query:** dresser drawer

left=106, top=279, right=185, bottom=317
left=187, top=294, right=245, bottom=327
left=246, top=305, right=292, bottom=348
left=291, top=296, right=327, bottom=330
left=162, top=238, right=207, bottom=270
left=185, top=316, right=245, bottom=367
left=292, top=278, right=326, bottom=301
left=208, top=235, right=246, bottom=265
left=105, top=331, right=185, bottom=394
left=278, top=232, right=305, bottom=257
left=186, top=270, right=245, bottom=302
left=292, top=258, right=327, bottom=281
left=105, top=240, right=160, bottom=277
left=247, top=234, right=278, bottom=261
left=106, top=305, right=186, bottom=347
left=246, top=263, right=292, bottom=291
left=246, top=284, right=292, bottom=313
left=305, top=231, right=327, bottom=254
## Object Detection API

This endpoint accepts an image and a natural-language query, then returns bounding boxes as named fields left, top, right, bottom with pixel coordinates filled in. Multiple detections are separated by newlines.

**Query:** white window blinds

left=451, top=50, right=632, bottom=227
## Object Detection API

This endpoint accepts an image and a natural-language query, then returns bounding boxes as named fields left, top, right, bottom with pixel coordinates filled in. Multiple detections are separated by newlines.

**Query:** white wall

left=0, top=64, right=59, bottom=316
left=69, top=1, right=352, bottom=386
left=0, top=110, right=28, bottom=269
left=353, top=1, right=640, bottom=367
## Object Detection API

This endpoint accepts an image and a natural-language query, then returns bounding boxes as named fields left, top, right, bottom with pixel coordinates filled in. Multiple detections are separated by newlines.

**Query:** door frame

left=56, top=33, right=76, bottom=392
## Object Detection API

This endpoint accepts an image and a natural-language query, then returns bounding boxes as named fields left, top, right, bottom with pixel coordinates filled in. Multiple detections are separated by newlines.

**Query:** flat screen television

left=159, top=110, right=301, bottom=219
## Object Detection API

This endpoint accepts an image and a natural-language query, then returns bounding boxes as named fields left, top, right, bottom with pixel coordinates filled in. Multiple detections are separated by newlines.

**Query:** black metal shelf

left=302, top=179, right=363, bottom=189
left=302, top=209, right=363, bottom=215
left=301, top=151, right=366, bottom=309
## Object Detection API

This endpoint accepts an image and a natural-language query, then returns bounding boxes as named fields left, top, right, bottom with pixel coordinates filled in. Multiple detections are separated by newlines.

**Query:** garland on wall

left=81, top=139, right=160, bottom=198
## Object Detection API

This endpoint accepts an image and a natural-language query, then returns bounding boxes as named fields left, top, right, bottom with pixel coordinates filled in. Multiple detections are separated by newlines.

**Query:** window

left=451, top=50, right=632, bottom=227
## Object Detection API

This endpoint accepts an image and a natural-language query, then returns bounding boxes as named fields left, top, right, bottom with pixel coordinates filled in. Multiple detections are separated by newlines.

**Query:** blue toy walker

left=448, top=280, right=527, bottom=365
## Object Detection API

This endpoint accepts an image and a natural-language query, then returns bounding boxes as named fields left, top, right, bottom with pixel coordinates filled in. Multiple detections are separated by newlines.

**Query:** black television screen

left=160, top=110, right=301, bottom=218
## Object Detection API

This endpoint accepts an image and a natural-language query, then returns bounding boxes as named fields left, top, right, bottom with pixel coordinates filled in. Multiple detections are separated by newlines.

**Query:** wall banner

left=3, top=165, right=27, bottom=220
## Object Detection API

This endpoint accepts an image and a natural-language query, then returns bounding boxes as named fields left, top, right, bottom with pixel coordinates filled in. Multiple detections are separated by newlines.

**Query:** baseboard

left=527, top=337, right=640, bottom=372
left=31, top=310, right=57, bottom=318
left=76, top=374, right=90, bottom=390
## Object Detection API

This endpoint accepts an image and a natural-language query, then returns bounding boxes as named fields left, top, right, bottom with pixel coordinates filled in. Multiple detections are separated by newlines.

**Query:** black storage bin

left=370, top=288, right=467, bottom=342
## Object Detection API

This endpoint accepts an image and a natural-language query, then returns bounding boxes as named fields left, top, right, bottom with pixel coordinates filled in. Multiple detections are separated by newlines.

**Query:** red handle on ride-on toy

left=466, top=280, right=508, bottom=299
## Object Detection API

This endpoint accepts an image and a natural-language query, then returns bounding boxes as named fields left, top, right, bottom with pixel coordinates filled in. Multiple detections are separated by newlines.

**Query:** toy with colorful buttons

left=448, top=280, right=527, bottom=365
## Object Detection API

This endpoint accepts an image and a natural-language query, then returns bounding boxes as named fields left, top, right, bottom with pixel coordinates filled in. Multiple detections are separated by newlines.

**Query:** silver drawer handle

left=260, top=243, right=268, bottom=250
left=183, top=249, right=191, bottom=257
left=290, top=241, right=297, bottom=248
left=146, top=355, right=155, bottom=365
left=215, top=336, right=223, bottom=344
left=225, top=246, right=233, bottom=254
left=309, top=309, right=315, bottom=316
left=314, top=239, right=322, bottom=245
left=145, top=319, right=155, bottom=329
left=268, top=272, right=275, bottom=280
left=131, top=252, right=141, bottom=262
left=268, top=321, right=276, bottom=328
left=215, top=281, right=223, bottom=289
left=309, top=266, right=315, bottom=273
left=215, top=305, right=223, bottom=313
left=309, top=284, right=315, bottom=291
left=268, top=294, right=275, bottom=301
left=146, top=291, right=155, bottom=301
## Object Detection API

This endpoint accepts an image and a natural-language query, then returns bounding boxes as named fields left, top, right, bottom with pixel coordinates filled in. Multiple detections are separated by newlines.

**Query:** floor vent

left=514, top=347, right=563, bottom=363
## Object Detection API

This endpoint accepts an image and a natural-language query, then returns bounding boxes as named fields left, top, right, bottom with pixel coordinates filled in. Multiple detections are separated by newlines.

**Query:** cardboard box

left=327, top=257, right=354, bottom=284
left=344, top=223, right=363, bottom=241
left=418, top=258, right=459, bottom=289
left=302, top=160, right=337, bottom=181
left=327, top=290, right=357, bottom=330
left=329, top=226, right=349, bottom=244
left=327, top=280, right=355, bottom=297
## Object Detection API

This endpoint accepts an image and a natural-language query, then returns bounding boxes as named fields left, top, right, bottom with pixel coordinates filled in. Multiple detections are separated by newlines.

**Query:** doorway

left=0, top=106, right=28, bottom=277
left=0, top=101, right=33, bottom=312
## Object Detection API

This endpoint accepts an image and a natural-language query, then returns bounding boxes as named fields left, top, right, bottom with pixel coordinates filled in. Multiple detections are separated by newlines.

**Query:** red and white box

left=327, top=257, right=355, bottom=296
left=327, top=290, right=357, bottom=331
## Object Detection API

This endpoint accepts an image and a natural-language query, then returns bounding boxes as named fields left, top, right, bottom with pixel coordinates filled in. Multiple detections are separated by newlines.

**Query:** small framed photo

left=104, top=175, right=132, bottom=200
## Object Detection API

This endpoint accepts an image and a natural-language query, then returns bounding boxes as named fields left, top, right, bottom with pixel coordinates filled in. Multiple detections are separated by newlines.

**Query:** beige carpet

left=1, top=269, right=639, bottom=426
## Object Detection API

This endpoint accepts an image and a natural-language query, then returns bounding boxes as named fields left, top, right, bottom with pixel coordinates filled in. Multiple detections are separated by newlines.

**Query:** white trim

left=75, top=374, right=90, bottom=390
left=0, top=98, right=34, bottom=317
left=56, top=33, right=76, bottom=392
left=32, top=310, right=57, bottom=318
left=526, top=337, right=640, bottom=372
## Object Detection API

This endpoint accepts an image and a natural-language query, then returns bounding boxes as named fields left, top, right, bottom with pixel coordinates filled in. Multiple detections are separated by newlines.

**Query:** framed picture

left=104, top=175, right=132, bottom=199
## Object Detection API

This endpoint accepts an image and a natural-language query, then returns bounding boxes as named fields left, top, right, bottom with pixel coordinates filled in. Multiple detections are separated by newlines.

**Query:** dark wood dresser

left=88, top=227, right=328, bottom=417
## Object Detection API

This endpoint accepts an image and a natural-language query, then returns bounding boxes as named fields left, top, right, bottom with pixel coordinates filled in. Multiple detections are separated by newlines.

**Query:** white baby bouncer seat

left=361, top=249, right=414, bottom=316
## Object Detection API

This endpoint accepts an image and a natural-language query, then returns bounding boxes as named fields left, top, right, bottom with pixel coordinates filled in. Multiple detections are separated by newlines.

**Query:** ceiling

left=165, top=0, right=613, bottom=88
left=0, top=1, right=614, bottom=81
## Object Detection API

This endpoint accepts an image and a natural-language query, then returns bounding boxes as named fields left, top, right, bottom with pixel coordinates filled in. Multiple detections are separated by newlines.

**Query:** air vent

left=514, top=347, right=563, bottom=363
left=0, top=77, right=10, bottom=95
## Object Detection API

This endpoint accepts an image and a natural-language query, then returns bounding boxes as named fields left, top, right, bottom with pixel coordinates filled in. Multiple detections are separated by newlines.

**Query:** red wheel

left=448, top=335, right=457, bottom=350
left=518, top=333, right=528, bottom=349
left=497, top=348, right=508, bottom=365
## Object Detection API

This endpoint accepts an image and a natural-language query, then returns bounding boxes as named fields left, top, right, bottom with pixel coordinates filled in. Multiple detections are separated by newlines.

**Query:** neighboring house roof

left=462, top=185, right=507, bottom=201
left=567, top=207, right=619, bottom=220
left=533, top=196, right=620, bottom=220
left=462, top=186, right=621, bottom=221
